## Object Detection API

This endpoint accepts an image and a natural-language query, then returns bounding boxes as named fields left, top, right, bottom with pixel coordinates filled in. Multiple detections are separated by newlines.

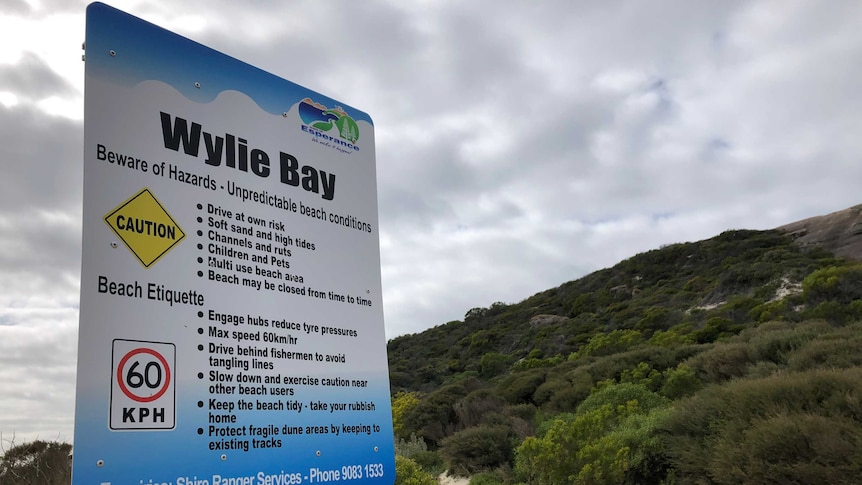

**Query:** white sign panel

left=73, top=3, right=394, bottom=485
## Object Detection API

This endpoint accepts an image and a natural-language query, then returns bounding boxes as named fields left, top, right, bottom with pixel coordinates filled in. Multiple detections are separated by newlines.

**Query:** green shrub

left=660, top=364, right=702, bottom=399
left=802, top=300, right=862, bottom=325
left=619, top=361, right=663, bottom=391
left=718, top=295, right=763, bottom=323
left=583, top=346, right=679, bottom=384
left=573, top=330, right=644, bottom=358
left=709, top=413, right=862, bottom=484
left=392, top=391, right=422, bottom=439
left=480, top=352, right=513, bottom=378
left=577, top=382, right=669, bottom=415
left=745, top=360, right=782, bottom=379
left=787, top=329, right=862, bottom=371
left=0, top=440, right=72, bottom=485
left=512, top=355, right=565, bottom=371
left=636, top=306, right=671, bottom=331
left=394, top=455, right=437, bottom=485
left=453, top=389, right=506, bottom=429
left=395, top=433, right=428, bottom=459
left=664, top=368, right=862, bottom=485
left=685, top=342, right=752, bottom=384
left=743, top=321, right=828, bottom=364
left=532, top=377, right=572, bottom=406
left=749, top=299, right=791, bottom=322
left=648, top=329, right=693, bottom=348
left=802, top=265, right=862, bottom=304
left=694, top=316, right=742, bottom=343
left=411, top=451, right=444, bottom=475
left=515, top=383, right=670, bottom=484
left=496, top=368, right=547, bottom=405
left=543, top=370, right=593, bottom=413
left=505, top=403, right=537, bottom=422
left=439, top=426, right=513, bottom=475
left=401, top=382, right=471, bottom=447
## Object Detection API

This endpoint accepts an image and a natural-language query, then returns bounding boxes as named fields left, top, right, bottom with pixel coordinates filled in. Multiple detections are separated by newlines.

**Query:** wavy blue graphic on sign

left=85, top=2, right=373, bottom=126
left=72, top=374, right=395, bottom=484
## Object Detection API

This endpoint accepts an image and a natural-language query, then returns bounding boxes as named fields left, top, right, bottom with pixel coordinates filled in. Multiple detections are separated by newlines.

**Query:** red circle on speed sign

left=116, top=348, right=171, bottom=403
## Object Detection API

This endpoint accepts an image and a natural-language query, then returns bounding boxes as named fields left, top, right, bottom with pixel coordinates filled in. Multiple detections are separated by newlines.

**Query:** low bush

left=664, top=368, right=862, bottom=485
left=685, top=342, right=752, bottom=384
left=394, top=455, right=437, bottom=485
left=439, top=425, right=513, bottom=475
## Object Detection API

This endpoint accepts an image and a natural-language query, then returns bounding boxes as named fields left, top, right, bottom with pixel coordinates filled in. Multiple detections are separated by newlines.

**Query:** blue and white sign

left=73, top=3, right=394, bottom=484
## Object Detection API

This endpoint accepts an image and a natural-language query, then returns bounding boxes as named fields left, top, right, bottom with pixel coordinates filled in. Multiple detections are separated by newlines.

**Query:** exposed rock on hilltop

left=777, top=205, right=862, bottom=261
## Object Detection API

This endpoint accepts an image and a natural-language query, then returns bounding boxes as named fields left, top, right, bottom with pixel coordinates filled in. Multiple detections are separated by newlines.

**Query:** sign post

left=73, top=3, right=394, bottom=484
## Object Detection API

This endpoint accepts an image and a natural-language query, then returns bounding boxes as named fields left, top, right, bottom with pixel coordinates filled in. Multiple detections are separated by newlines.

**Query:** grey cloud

left=0, top=104, right=83, bottom=210
left=378, top=187, right=453, bottom=231
left=27, top=0, right=87, bottom=14
left=0, top=312, right=77, bottom=441
left=0, top=103, right=82, bottom=320
left=0, top=222, right=81, bottom=286
left=189, top=0, right=421, bottom=104
left=4, top=0, right=31, bottom=14
left=0, top=52, right=78, bottom=99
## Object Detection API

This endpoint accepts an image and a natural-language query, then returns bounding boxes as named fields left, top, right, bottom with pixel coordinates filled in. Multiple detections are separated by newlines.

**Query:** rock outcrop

left=777, top=205, right=862, bottom=261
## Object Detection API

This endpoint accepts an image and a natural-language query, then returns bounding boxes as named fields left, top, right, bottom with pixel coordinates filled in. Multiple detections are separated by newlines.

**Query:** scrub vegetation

left=0, top=440, right=72, bottom=485
left=389, top=229, right=862, bottom=484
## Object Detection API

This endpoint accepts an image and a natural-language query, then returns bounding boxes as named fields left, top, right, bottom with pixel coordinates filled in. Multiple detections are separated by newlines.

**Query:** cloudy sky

left=2, top=0, right=861, bottom=444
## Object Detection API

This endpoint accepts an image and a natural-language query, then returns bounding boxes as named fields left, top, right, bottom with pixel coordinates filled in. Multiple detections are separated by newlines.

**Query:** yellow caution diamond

left=104, top=188, right=185, bottom=268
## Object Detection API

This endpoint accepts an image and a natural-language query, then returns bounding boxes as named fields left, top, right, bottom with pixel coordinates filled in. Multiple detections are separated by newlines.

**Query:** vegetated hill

left=388, top=208, right=862, bottom=484
left=388, top=228, right=839, bottom=392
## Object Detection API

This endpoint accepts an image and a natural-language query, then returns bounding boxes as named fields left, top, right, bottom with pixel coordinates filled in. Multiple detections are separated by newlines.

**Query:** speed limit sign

left=110, top=339, right=175, bottom=430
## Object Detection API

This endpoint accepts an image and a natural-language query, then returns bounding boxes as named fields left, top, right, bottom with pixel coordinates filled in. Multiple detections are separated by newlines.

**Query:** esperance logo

left=298, top=98, right=360, bottom=153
